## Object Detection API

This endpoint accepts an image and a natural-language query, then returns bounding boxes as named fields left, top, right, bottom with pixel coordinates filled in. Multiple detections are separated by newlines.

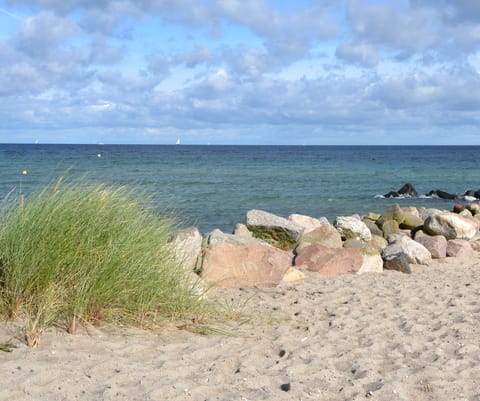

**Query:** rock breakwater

left=172, top=201, right=480, bottom=288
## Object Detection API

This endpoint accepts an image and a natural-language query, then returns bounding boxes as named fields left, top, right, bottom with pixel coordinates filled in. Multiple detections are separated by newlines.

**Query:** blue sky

left=0, top=0, right=480, bottom=145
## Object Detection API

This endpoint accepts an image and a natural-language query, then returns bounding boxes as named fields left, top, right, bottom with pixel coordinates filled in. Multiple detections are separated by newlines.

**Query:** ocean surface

left=0, top=144, right=479, bottom=233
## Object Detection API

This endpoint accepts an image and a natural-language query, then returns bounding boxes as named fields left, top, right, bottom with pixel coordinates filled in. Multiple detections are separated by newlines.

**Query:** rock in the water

left=446, top=239, right=473, bottom=258
left=246, top=209, right=304, bottom=250
left=334, top=216, right=372, bottom=242
left=359, top=253, right=383, bottom=274
left=282, top=267, right=305, bottom=282
left=296, top=224, right=343, bottom=252
left=287, top=214, right=326, bottom=234
left=201, top=243, right=292, bottom=287
left=424, top=212, right=478, bottom=240
left=426, top=190, right=458, bottom=200
left=384, top=183, right=418, bottom=198
left=414, top=235, right=447, bottom=259
left=171, top=226, right=203, bottom=272
left=391, top=235, right=431, bottom=265
left=295, top=244, right=363, bottom=276
left=381, top=245, right=411, bottom=273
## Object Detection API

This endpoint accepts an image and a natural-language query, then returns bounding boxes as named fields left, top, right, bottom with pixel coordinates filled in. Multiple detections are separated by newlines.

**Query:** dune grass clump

left=0, top=178, right=208, bottom=346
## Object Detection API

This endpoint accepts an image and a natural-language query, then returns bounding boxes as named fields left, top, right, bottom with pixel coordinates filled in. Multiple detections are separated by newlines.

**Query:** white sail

left=176, top=138, right=181, bottom=145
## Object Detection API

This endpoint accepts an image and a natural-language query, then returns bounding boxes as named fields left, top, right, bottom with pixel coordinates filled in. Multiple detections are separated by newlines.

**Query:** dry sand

left=1, top=253, right=480, bottom=401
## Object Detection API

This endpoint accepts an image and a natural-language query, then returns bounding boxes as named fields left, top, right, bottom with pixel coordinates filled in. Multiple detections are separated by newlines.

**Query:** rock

left=366, top=212, right=381, bottom=221
left=296, top=224, right=343, bottom=252
left=391, top=235, right=431, bottom=265
left=369, top=235, right=388, bottom=251
left=399, top=213, right=424, bottom=230
left=413, top=230, right=428, bottom=240
left=246, top=209, right=304, bottom=250
left=384, top=183, right=418, bottom=198
left=446, top=239, right=473, bottom=258
left=453, top=204, right=465, bottom=214
left=287, top=214, right=326, bottom=234
left=426, top=189, right=458, bottom=200
left=362, top=218, right=384, bottom=237
left=207, top=228, right=266, bottom=247
left=295, top=244, right=363, bottom=276
left=403, top=206, right=420, bottom=217
left=419, top=208, right=443, bottom=221
left=233, top=223, right=252, bottom=237
left=334, top=216, right=372, bottom=242
left=359, top=253, right=383, bottom=274
left=282, top=267, right=305, bottom=282
left=469, top=240, right=480, bottom=251
left=459, top=209, right=473, bottom=218
left=201, top=243, right=292, bottom=288
left=466, top=203, right=480, bottom=215
left=171, top=226, right=203, bottom=272
left=381, top=245, right=411, bottom=273
left=343, top=238, right=379, bottom=255
left=381, top=219, right=400, bottom=239
left=415, top=235, right=447, bottom=259
left=424, top=212, right=478, bottom=240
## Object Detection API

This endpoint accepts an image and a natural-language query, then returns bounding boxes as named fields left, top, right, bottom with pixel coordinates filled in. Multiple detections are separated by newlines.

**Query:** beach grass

left=0, top=177, right=210, bottom=346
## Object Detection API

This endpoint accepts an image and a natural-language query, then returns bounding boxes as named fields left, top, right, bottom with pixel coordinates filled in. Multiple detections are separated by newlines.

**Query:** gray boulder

left=424, top=212, right=478, bottom=240
left=246, top=209, right=304, bottom=250
left=334, top=216, right=372, bottom=242
left=390, top=235, right=431, bottom=265
left=171, top=226, right=203, bottom=272
left=381, top=244, right=411, bottom=273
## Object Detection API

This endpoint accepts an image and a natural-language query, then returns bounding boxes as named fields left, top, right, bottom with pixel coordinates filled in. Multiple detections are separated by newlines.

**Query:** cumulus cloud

left=1, top=0, right=480, bottom=144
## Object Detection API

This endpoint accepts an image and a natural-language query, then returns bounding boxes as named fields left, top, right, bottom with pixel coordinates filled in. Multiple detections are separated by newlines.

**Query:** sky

left=0, top=0, right=480, bottom=145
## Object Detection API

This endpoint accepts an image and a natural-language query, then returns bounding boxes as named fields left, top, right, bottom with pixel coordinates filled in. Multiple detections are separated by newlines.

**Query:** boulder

left=414, top=235, right=447, bottom=259
left=282, top=267, right=305, bottom=282
left=369, top=235, right=388, bottom=251
left=246, top=209, right=304, bottom=250
left=419, top=208, right=443, bottom=221
left=366, top=212, right=381, bottom=221
left=207, top=229, right=266, bottom=247
left=343, top=238, right=379, bottom=255
left=295, top=244, right=363, bottom=277
left=171, top=226, right=203, bottom=272
left=424, top=212, right=478, bottom=240
left=446, top=239, right=473, bottom=259
left=334, top=216, right=372, bottom=242
left=233, top=223, right=252, bottom=237
left=381, top=219, right=400, bottom=239
left=469, top=240, right=480, bottom=252
left=384, top=183, right=418, bottom=198
left=362, top=218, right=384, bottom=237
left=287, top=214, right=326, bottom=234
left=466, top=203, right=480, bottom=215
left=296, top=224, right=342, bottom=252
left=201, top=243, right=292, bottom=288
left=426, top=190, right=459, bottom=200
left=391, top=235, right=431, bottom=265
left=459, top=209, right=473, bottom=218
left=381, top=245, right=411, bottom=274
left=400, top=213, right=424, bottom=230
left=359, top=253, right=383, bottom=274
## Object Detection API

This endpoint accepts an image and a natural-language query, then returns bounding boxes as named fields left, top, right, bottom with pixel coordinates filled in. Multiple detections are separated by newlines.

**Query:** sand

left=1, top=253, right=480, bottom=401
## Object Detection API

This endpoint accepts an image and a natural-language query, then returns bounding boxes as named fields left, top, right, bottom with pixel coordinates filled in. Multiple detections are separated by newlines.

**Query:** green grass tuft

left=0, top=178, right=210, bottom=346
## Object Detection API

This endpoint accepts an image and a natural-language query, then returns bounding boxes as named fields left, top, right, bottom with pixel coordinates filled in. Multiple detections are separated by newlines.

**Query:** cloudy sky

left=0, top=0, right=479, bottom=145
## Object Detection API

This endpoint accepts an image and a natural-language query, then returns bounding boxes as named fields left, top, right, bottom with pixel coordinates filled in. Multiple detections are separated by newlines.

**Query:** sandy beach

left=1, top=252, right=480, bottom=401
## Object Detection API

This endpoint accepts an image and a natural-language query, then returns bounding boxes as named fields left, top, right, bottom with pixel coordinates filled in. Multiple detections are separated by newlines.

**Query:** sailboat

left=175, top=138, right=181, bottom=145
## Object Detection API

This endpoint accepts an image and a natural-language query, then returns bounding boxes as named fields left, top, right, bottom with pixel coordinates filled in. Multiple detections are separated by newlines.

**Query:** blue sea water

left=0, top=144, right=479, bottom=233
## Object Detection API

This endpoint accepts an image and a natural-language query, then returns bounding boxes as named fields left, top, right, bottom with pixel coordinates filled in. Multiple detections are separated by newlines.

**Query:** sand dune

left=1, top=253, right=480, bottom=401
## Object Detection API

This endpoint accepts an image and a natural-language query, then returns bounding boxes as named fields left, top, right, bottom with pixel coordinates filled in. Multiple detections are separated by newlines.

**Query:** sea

left=0, top=144, right=479, bottom=233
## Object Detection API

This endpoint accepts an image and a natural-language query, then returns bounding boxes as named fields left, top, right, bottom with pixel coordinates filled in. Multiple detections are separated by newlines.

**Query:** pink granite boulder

left=446, top=239, right=473, bottom=259
left=294, top=244, right=363, bottom=276
left=414, top=235, right=447, bottom=259
left=201, top=243, right=292, bottom=288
